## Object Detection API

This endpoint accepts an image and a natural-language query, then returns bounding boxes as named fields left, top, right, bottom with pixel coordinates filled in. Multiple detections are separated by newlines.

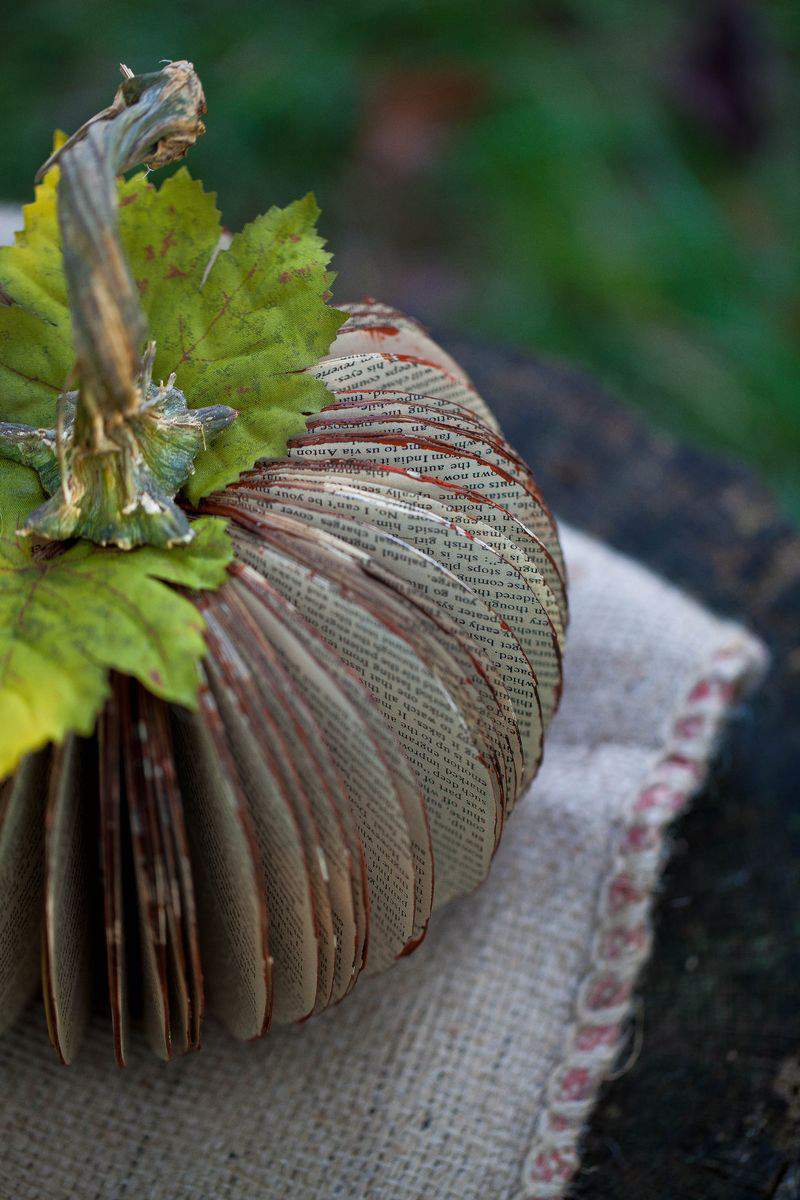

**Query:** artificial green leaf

left=118, top=166, right=224, bottom=371
left=0, top=134, right=75, bottom=428
left=142, top=189, right=344, bottom=499
left=185, top=372, right=334, bottom=501
left=0, top=460, right=45, bottom=538
left=0, top=131, right=68, bottom=329
left=0, top=162, right=345, bottom=499
left=171, top=193, right=334, bottom=390
left=0, top=517, right=232, bottom=777
left=0, top=151, right=344, bottom=770
left=0, top=304, right=72, bottom=428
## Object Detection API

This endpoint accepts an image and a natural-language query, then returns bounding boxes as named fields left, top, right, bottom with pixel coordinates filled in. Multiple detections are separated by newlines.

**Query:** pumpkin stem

left=0, top=61, right=236, bottom=549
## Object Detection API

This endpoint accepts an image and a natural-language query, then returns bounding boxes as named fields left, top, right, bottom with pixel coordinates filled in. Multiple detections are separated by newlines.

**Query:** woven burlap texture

left=0, top=523, right=767, bottom=1200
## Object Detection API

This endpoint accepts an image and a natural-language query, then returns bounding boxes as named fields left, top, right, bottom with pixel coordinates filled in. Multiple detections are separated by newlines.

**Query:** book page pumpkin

left=0, top=63, right=566, bottom=1063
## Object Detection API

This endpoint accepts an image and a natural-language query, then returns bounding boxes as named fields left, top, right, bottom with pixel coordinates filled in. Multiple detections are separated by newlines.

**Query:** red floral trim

left=513, top=637, right=768, bottom=1199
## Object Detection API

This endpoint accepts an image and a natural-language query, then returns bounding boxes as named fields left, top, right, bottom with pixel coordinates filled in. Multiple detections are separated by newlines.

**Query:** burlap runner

left=0, top=523, right=767, bottom=1199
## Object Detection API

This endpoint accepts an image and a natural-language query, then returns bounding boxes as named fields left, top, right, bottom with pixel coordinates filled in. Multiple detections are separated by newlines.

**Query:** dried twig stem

left=44, top=61, right=206, bottom=435
left=0, top=62, right=236, bottom=548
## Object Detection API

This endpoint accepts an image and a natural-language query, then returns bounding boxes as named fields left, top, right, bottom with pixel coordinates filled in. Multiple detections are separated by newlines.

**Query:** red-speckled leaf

left=0, top=151, right=344, bottom=503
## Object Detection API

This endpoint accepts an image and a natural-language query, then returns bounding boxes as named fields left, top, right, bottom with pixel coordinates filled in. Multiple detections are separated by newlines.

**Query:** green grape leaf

left=0, top=157, right=345, bottom=495
left=0, top=132, right=68, bottom=330
left=0, top=304, right=73, bottom=430
left=135, top=187, right=345, bottom=501
left=0, top=460, right=45, bottom=538
left=0, top=517, right=232, bottom=778
left=0, top=146, right=345, bottom=772
left=118, top=166, right=224, bottom=365
left=184, top=371, right=334, bottom=501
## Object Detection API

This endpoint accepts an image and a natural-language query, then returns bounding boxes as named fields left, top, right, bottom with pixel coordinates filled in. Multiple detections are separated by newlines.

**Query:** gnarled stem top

left=43, top=61, right=206, bottom=431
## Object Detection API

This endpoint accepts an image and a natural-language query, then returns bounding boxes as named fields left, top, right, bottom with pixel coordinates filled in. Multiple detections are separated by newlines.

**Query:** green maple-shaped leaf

left=0, top=461, right=45, bottom=539
left=0, top=142, right=344, bottom=776
left=0, top=517, right=232, bottom=777
left=0, top=151, right=345, bottom=496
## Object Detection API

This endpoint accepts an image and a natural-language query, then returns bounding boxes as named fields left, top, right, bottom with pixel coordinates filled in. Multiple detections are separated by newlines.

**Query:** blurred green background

left=1, top=1, right=798, bottom=517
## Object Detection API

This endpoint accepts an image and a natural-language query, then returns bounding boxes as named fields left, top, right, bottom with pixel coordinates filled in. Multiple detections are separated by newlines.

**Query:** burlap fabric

left=0, top=524, right=767, bottom=1199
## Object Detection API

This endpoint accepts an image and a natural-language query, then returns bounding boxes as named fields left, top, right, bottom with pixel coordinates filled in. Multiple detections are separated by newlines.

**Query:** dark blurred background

left=1, top=0, right=797, bottom=519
